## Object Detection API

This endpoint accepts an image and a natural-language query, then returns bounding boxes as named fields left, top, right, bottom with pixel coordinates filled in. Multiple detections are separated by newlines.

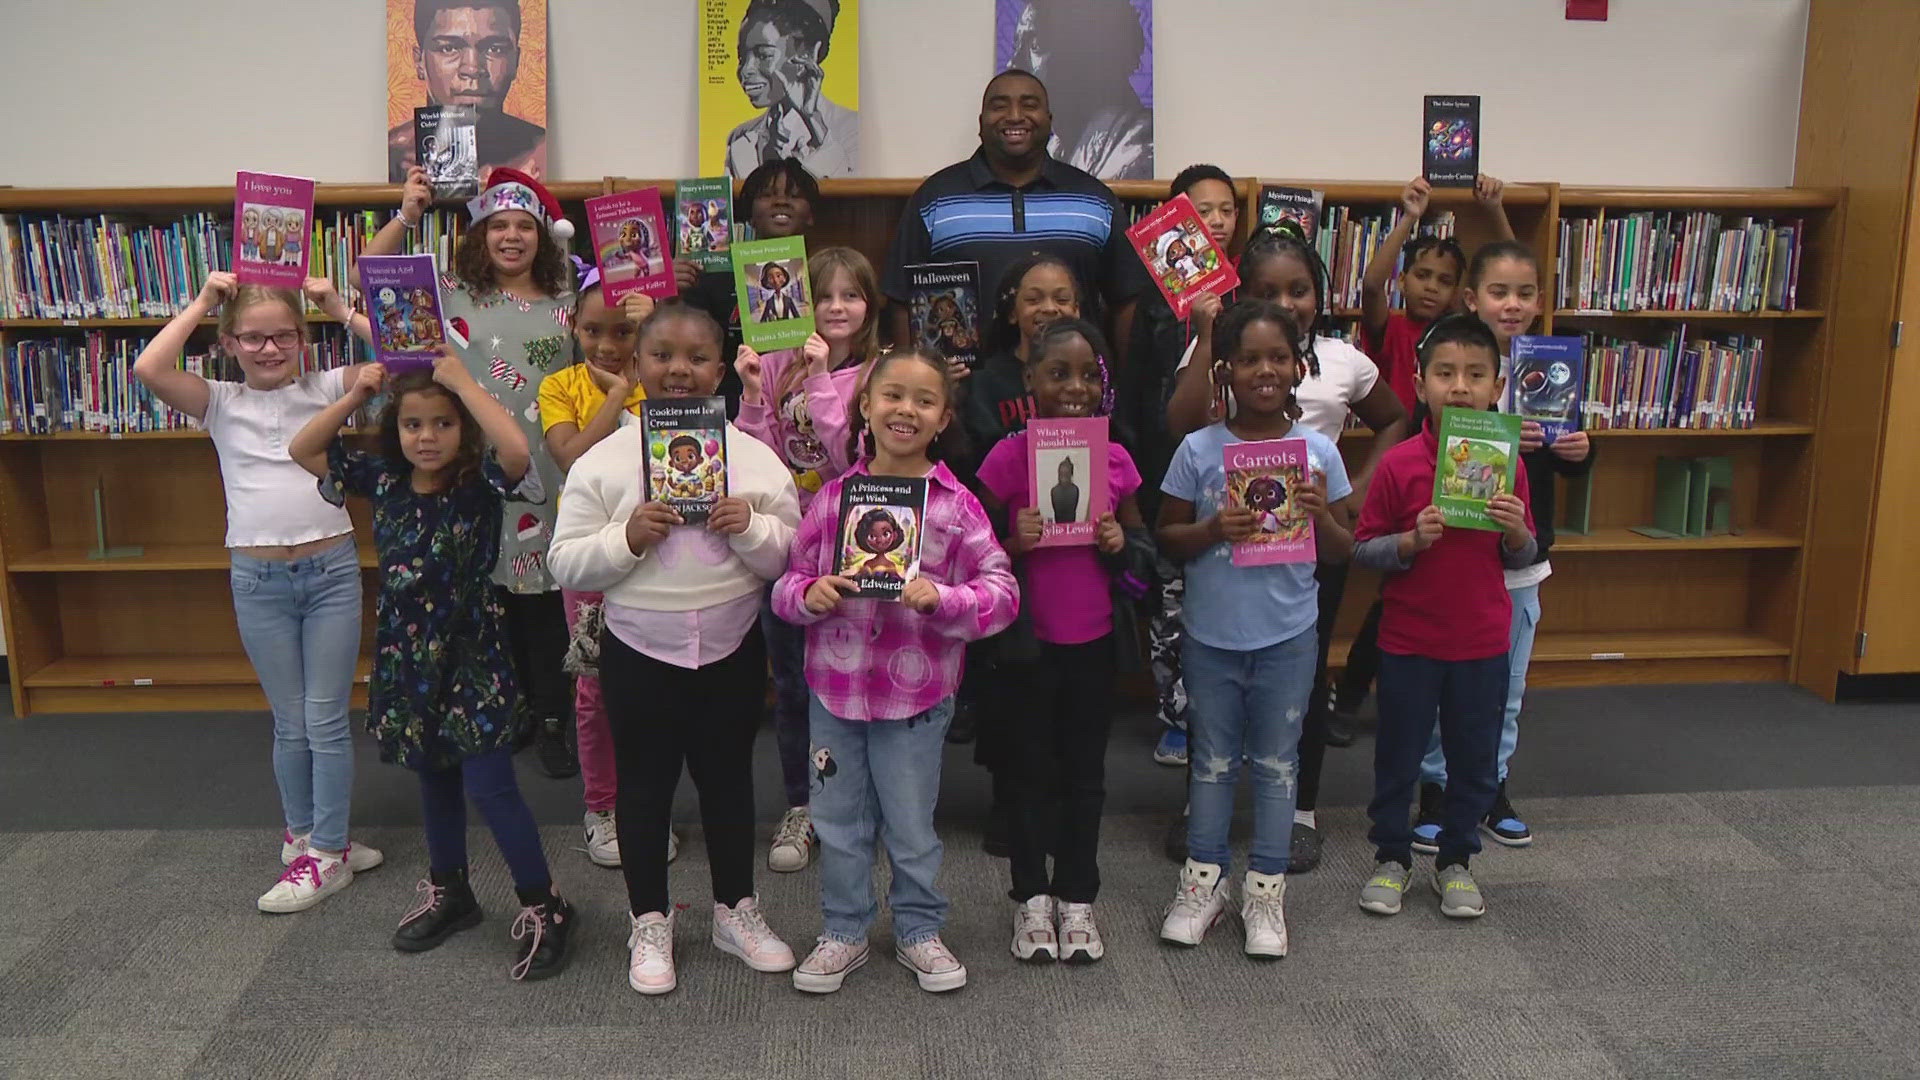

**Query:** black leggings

left=497, top=588, right=571, bottom=724
left=598, top=627, right=765, bottom=917
left=1296, top=560, right=1350, bottom=814
left=1007, top=635, right=1117, bottom=904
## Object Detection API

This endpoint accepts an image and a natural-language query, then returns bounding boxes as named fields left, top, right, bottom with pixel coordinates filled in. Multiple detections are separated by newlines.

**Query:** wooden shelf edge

left=1551, top=309, right=1824, bottom=320
left=23, top=654, right=371, bottom=689
left=1558, top=186, right=1842, bottom=210
left=1328, top=630, right=1790, bottom=667
left=1552, top=528, right=1802, bottom=552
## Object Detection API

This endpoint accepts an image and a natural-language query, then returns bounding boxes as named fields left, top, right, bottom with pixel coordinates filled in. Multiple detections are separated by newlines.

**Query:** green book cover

left=732, top=235, right=813, bottom=351
left=675, top=176, right=734, bottom=273
left=1432, top=407, right=1523, bottom=532
left=1631, top=456, right=1693, bottom=538
left=1560, top=472, right=1593, bottom=535
left=1688, top=455, right=1734, bottom=536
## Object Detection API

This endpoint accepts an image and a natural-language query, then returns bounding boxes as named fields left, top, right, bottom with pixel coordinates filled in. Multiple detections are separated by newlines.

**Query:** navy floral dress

left=322, top=442, right=545, bottom=771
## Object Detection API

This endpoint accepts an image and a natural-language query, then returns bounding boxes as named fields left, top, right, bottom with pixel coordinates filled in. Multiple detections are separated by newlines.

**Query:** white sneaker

left=627, top=911, right=676, bottom=995
left=281, top=832, right=384, bottom=873
left=793, top=936, right=868, bottom=994
left=257, top=852, right=352, bottom=913
left=1057, top=901, right=1104, bottom=964
left=1241, top=870, right=1289, bottom=959
left=712, top=896, right=795, bottom=972
left=584, top=810, right=620, bottom=868
left=1010, top=895, right=1058, bottom=962
left=1160, top=859, right=1231, bottom=946
left=768, top=806, right=814, bottom=873
left=895, top=935, right=967, bottom=992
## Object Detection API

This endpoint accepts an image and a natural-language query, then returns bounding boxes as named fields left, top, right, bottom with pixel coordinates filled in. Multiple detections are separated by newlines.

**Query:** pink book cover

left=585, top=189, right=674, bottom=304
left=1125, top=192, right=1240, bottom=319
left=1224, top=437, right=1315, bottom=567
left=232, top=172, right=314, bottom=288
left=1026, top=417, right=1109, bottom=548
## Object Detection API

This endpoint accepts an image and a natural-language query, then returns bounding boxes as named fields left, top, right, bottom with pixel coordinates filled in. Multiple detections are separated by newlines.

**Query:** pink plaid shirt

left=773, top=461, right=1019, bottom=722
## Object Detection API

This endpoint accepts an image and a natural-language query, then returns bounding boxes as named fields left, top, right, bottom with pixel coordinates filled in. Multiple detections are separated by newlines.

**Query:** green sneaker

left=1358, top=861, right=1412, bottom=915
left=1433, top=863, right=1487, bottom=918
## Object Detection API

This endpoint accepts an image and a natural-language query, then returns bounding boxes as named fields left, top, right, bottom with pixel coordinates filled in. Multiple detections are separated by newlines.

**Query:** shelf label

left=61, top=319, right=78, bottom=327
left=1589, top=652, right=1627, bottom=660
left=133, top=678, right=153, bottom=686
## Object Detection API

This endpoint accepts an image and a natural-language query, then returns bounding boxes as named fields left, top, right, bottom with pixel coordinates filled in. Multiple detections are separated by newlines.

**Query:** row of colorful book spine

left=0, top=330, right=364, bottom=435
left=1315, top=207, right=1456, bottom=311
left=0, top=211, right=464, bottom=321
left=1581, top=332, right=1764, bottom=430
left=1556, top=212, right=1803, bottom=313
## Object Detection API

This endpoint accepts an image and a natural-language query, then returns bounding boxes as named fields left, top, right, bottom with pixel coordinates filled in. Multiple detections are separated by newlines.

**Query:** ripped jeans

left=1182, top=627, right=1317, bottom=876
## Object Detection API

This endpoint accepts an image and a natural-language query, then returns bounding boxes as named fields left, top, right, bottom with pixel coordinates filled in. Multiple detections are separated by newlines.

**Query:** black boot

left=392, top=868, right=483, bottom=953
left=534, top=716, right=579, bottom=779
left=510, top=890, right=575, bottom=981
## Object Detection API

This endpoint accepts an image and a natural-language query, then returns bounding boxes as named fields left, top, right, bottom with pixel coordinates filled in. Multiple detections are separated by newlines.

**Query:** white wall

left=0, top=0, right=1807, bottom=188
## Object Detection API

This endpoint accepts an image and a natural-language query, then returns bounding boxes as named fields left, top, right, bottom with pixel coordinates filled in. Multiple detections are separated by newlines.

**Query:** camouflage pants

left=1148, top=557, right=1188, bottom=733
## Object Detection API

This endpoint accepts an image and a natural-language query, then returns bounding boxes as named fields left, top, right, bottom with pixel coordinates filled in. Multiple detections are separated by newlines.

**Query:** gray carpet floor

left=3, top=683, right=1919, bottom=1079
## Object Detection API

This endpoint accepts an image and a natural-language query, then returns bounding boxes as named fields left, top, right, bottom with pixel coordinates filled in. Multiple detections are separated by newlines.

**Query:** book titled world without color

left=641, top=396, right=728, bottom=525
left=905, top=261, right=982, bottom=370
left=232, top=171, right=314, bottom=289
left=415, top=106, right=479, bottom=200
left=1432, top=407, right=1522, bottom=532
left=1125, top=193, right=1239, bottom=319
left=1422, top=95, right=1481, bottom=188
left=1027, top=417, right=1109, bottom=549
left=357, top=254, right=445, bottom=373
left=1508, top=335, right=1586, bottom=445
left=585, top=189, right=675, bottom=304
left=834, top=474, right=927, bottom=601
left=1224, top=437, right=1314, bottom=566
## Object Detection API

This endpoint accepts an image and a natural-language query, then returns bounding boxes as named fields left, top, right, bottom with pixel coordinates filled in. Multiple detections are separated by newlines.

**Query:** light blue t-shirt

left=1160, top=422, right=1352, bottom=651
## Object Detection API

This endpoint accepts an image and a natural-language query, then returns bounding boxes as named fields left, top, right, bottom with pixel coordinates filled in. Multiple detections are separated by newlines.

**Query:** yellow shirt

left=537, top=363, right=647, bottom=435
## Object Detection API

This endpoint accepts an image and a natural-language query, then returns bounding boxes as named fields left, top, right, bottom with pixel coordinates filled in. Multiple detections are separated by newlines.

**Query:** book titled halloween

left=1432, top=407, right=1522, bottom=531
left=1223, top=437, right=1314, bottom=566
left=834, top=474, right=927, bottom=601
left=1125, top=193, right=1239, bottom=319
left=642, top=396, right=728, bottom=524
left=904, top=261, right=982, bottom=370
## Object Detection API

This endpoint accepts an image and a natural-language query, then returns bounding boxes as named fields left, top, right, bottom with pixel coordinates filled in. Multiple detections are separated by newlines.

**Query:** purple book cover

left=358, top=255, right=446, bottom=373
left=1224, top=438, right=1315, bottom=567
left=1026, top=417, right=1109, bottom=548
left=586, top=189, right=674, bottom=304
left=994, top=0, right=1153, bottom=181
left=232, top=172, right=314, bottom=288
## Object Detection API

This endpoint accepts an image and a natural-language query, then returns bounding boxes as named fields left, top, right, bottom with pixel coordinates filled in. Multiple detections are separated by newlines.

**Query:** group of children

left=134, top=151, right=1580, bottom=994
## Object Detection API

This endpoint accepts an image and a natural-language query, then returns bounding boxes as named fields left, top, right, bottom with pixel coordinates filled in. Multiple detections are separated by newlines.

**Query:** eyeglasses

left=232, top=331, right=302, bottom=352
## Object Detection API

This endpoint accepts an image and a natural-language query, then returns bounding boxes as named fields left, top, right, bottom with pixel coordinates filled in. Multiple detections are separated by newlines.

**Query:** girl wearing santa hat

left=358, top=164, right=582, bottom=782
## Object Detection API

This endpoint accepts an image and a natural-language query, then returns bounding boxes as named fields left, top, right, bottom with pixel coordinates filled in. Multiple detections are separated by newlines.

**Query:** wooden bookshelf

left=0, top=178, right=1845, bottom=713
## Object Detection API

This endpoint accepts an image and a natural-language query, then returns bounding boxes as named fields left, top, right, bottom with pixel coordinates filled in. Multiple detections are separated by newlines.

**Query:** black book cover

left=642, top=396, right=728, bottom=524
left=1255, top=185, right=1325, bottom=242
left=834, top=474, right=928, bottom=601
left=1422, top=95, right=1481, bottom=188
left=905, top=262, right=982, bottom=370
left=415, top=105, right=479, bottom=199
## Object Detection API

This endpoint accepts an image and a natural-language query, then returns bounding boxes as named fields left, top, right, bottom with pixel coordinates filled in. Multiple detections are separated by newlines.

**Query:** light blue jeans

left=1421, top=582, right=1540, bottom=786
left=231, top=540, right=362, bottom=852
left=1183, top=627, right=1317, bottom=876
left=808, top=695, right=953, bottom=946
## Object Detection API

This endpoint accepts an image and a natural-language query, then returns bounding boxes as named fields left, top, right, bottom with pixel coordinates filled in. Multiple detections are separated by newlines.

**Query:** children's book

left=585, top=189, right=675, bottom=304
left=733, top=235, right=814, bottom=350
left=1027, top=418, right=1109, bottom=548
left=357, top=254, right=445, bottom=372
left=1508, top=335, right=1586, bottom=445
left=1256, top=185, right=1325, bottom=243
left=1224, top=437, right=1315, bottom=566
left=905, top=262, right=982, bottom=371
left=1422, top=95, right=1481, bottom=188
left=1432, top=407, right=1521, bottom=531
left=674, top=177, right=735, bottom=273
left=414, top=106, right=479, bottom=200
left=835, top=474, right=928, bottom=601
left=1632, top=456, right=1694, bottom=538
left=232, top=172, right=314, bottom=288
left=642, top=396, right=728, bottom=525
left=1125, top=193, right=1240, bottom=319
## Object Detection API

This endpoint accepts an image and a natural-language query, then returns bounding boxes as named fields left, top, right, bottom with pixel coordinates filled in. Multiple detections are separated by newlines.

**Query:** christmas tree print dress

left=440, top=273, right=573, bottom=595
left=321, top=442, right=545, bottom=771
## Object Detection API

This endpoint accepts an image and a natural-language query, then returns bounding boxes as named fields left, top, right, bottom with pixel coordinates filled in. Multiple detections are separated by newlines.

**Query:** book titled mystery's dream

left=415, top=106, right=479, bottom=199
left=905, top=261, right=982, bottom=370
left=642, top=396, right=728, bottom=524
left=1422, top=95, right=1481, bottom=188
left=835, top=474, right=928, bottom=601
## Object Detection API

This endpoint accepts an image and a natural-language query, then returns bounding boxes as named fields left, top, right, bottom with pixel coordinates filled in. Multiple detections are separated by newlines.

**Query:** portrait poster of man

left=387, top=0, right=549, bottom=182
left=994, top=0, right=1153, bottom=181
left=700, top=0, right=861, bottom=179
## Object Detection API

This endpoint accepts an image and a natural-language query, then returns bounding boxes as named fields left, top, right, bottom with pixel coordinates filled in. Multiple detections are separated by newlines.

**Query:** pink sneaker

left=711, top=897, right=795, bottom=972
left=282, top=831, right=384, bottom=873
left=627, top=911, right=676, bottom=995
left=895, top=935, right=967, bottom=992
left=257, top=852, right=351, bottom=913
left=793, top=937, right=868, bottom=994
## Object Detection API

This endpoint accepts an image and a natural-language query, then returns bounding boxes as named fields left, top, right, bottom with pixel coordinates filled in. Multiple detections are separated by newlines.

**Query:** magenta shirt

left=975, top=431, right=1142, bottom=645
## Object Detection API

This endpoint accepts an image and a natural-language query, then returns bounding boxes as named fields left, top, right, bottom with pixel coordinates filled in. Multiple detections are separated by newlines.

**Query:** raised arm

left=351, top=166, right=432, bottom=280
left=543, top=368, right=634, bottom=474
left=1164, top=291, right=1223, bottom=443
left=1476, top=174, right=1516, bottom=242
left=1361, top=178, right=1429, bottom=344
left=303, top=276, right=373, bottom=350
left=131, top=271, right=232, bottom=422
left=290, top=363, right=385, bottom=477
left=433, top=348, right=529, bottom=480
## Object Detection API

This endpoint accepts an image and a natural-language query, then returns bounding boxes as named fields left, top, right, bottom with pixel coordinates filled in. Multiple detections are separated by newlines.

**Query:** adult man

left=387, top=0, right=546, bottom=182
left=883, top=69, right=1146, bottom=371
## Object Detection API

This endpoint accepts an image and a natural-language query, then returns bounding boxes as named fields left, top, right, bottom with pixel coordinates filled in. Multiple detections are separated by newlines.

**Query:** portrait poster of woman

left=699, top=0, right=861, bottom=178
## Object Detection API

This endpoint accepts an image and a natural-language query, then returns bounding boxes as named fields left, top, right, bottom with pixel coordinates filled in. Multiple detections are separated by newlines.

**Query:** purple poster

left=994, top=0, right=1153, bottom=181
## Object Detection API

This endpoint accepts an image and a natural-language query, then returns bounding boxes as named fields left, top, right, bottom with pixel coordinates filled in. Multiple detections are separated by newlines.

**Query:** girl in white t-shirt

left=132, top=271, right=380, bottom=914
left=1165, top=228, right=1411, bottom=871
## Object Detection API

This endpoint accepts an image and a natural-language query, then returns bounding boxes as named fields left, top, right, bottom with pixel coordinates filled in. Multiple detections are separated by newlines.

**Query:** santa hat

left=516, top=512, right=543, bottom=543
left=467, top=167, right=575, bottom=243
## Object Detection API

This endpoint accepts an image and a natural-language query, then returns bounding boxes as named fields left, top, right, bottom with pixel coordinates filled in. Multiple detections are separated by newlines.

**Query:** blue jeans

left=1420, top=583, right=1540, bottom=785
left=1371, top=652, right=1507, bottom=867
left=761, top=586, right=811, bottom=809
left=808, top=695, right=953, bottom=946
left=1182, top=628, right=1317, bottom=876
left=230, top=540, right=363, bottom=852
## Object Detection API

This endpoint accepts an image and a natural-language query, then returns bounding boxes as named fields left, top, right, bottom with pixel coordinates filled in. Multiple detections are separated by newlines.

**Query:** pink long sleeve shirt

left=733, top=348, right=864, bottom=509
left=773, top=461, right=1020, bottom=721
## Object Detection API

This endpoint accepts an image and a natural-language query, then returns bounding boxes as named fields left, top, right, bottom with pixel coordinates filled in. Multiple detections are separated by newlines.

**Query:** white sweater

left=549, top=424, right=800, bottom=611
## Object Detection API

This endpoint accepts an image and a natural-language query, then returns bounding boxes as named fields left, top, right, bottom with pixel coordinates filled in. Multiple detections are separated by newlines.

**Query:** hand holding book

left=707, top=496, right=753, bottom=536
left=900, top=576, right=940, bottom=614
left=804, top=575, right=857, bottom=615
left=1008, top=506, right=1044, bottom=555
left=625, top=501, right=684, bottom=554
left=401, top=166, right=432, bottom=228
left=1486, top=493, right=1531, bottom=549
left=1095, top=512, right=1124, bottom=555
